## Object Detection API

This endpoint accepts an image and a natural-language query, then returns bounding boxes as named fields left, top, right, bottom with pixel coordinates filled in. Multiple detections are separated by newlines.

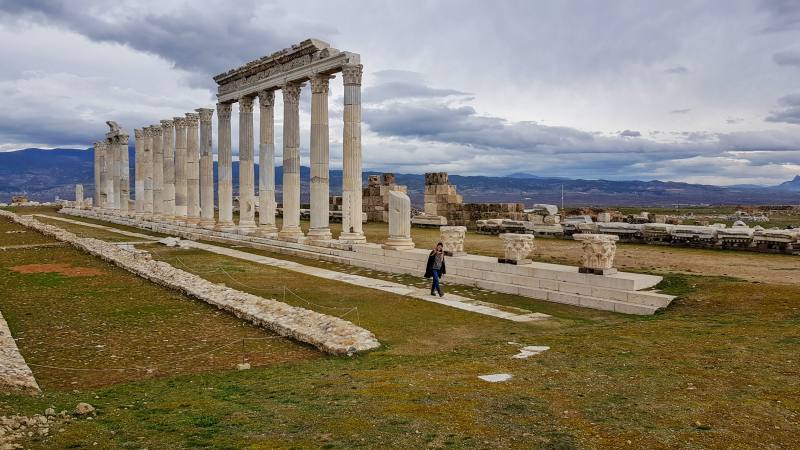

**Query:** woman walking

left=424, top=242, right=446, bottom=297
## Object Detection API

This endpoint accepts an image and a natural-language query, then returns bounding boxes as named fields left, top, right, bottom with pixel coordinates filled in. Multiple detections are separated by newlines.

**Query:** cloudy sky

left=1, top=0, right=799, bottom=185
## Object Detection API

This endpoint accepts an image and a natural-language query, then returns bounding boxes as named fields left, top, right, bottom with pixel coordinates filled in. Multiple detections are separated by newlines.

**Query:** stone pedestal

left=197, top=108, right=216, bottom=229
left=279, top=83, right=304, bottom=240
left=573, top=233, right=619, bottom=275
left=237, top=98, right=257, bottom=233
left=257, top=90, right=278, bottom=237
left=75, top=184, right=84, bottom=209
left=185, top=112, right=201, bottom=225
left=383, top=191, right=414, bottom=250
left=440, top=226, right=466, bottom=256
left=499, top=234, right=535, bottom=265
left=339, top=64, right=366, bottom=243
left=307, top=74, right=333, bottom=242
left=216, top=103, right=236, bottom=231
left=160, top=120, right=175, bottom=220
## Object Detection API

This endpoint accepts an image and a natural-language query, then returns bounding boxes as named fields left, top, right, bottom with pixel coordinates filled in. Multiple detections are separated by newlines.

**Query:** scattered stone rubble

left=0, top=209, right=380, bottom=355
left=0, top=405, right=95, bottom=450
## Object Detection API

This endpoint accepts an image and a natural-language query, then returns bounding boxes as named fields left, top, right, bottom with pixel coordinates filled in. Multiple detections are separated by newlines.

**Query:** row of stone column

left=97, top=64, right=365, bottom=244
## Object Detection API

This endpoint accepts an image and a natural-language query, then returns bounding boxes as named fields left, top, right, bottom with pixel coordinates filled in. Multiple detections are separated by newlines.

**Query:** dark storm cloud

left=619, top=129, right=641, bottom=137
left=664, top=66, right=689, bottom=74
left=765, top=93, right=800, bottom=124
left=773, top=50, right=800, bottom=67
left=0, top=0, right=335, bottom=75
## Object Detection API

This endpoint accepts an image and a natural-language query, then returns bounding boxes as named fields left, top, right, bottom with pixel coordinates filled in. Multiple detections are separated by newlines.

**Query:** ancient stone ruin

left=363, top=173, right=407, bottom=222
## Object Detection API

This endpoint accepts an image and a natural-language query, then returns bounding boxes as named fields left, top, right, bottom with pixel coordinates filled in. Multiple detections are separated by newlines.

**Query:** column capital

left=341, top=64, right=363, bottom=85
left=239, top=96, right=254, bottom=112
left=134, top=129, right=143, bottom=139
left=196, top=108, right=214, bottom=122
left=258, top=90, right=275, bottom=108
left=150, top=125, right=163, bottom=137
left=185, top=112, right=200, bottom=127
left=160, top=119, right=174, bottom=130
left=282, top=82, right=303, bottom=104
left=173, top=116, right=188, bottom=129
left=117, top=133, right=130, bottom=145
left=217, top=103, right=232, bottom=120
left=310, top=74, right=333, bottom=94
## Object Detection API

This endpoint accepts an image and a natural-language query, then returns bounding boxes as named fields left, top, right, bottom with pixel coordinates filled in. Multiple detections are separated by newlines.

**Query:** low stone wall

left=0, top=210, right=380, bottom=355
left=0, top=309, right=40, bottom=394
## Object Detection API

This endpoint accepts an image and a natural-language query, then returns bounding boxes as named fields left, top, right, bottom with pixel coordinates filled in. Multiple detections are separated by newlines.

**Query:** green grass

left=1, top=214, right=799, bottom=448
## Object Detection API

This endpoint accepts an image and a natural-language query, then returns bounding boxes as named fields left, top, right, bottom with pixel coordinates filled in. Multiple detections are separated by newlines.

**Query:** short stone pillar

left=383, top=191, right=414, bottom=250
left=440, top=226, right=466, bottom=256
left=499, top=233, right=535, bottom=265
left=75, top=184, right=84, bottom=209
left=573, top=233, right=619, bottom=275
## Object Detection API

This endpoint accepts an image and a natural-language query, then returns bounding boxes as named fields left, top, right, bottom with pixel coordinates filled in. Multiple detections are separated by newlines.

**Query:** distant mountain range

left=1, top=148, right=798, bottom=206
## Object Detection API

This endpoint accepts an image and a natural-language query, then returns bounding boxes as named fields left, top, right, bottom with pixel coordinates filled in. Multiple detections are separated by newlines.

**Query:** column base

left=338, top=232, right=366, bottom=244
left=255, top=225, right=278, bottom=238
left=198, top=219, right=217, bottom=229
left=306, top=228, right=333, bottom=242
left=278, top=226, right=304, bottom=242
left=214, top=220, right=237, bottom=232
left=237, top=219, right=257, bottom=235
left=382, top=237, right=415, bottom=251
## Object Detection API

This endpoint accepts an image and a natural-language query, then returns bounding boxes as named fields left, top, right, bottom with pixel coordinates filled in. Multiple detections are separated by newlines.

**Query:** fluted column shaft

left=186, top=112, right=201, bottom=224
left=257, top=90, right=278, bottom=235
left=152, top=126, right=164, bottom=217
left=308, top=74, right=333, bottom=241
left=340, top=64, right=365, bottom=241
left=216, top=103, right=235, bottom=230
left=99, top=140, right=111, bottom=208
left=142, top=128, right=154, bottom=215
left=93, top=141, right=103, bottom=208
left=134, top=130, right=143, bottom=214
left=110, top=136, right=121, bottom=210
left=160, top=120, right=175, bottom=218
left=279, top=82, right=304, bottom=239
left=173, top=116, right=188, bottom=220
left=197, top=108, right=216, bottom=228
left=118, top=133, right=130, bottom=213
left=237, top=97, right=257, bottom=232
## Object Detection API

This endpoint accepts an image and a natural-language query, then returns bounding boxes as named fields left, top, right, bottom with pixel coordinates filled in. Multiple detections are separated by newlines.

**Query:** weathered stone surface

left=0, top=309, right=39, bottom=394
left=0, top=209, right=380, bottom=355
left=499, top=233, right=535, bottom=265
left=73, top=403, right=95, bottom=416
left=439, top=226, right=466, bottom=256
left=383, top=191, right=413, bottom=250
left=573, top=233, right=619, bottom=274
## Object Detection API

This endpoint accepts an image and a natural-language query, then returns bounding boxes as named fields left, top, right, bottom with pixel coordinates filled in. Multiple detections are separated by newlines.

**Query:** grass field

left=1, top=208, right=798, bottom=448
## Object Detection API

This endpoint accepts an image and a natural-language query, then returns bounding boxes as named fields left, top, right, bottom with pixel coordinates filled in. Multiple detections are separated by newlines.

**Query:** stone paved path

left=40, top=214, right=549, bottom=322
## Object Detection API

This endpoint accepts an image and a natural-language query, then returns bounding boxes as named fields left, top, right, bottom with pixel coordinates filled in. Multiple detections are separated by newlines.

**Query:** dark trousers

left=431, top=269, right=441, bottom=293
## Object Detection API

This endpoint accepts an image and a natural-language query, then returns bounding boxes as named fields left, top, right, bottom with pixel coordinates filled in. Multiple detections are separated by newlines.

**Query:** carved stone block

left=499, top=234, right=535, bottom=265
left=573, top=233, right=619, bottom=275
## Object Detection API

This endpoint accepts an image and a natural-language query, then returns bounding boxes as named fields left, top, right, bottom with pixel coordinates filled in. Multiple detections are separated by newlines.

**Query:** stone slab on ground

left=478, top=373, right=513, bottom=383
left=0, top=309, right=40, bottom=394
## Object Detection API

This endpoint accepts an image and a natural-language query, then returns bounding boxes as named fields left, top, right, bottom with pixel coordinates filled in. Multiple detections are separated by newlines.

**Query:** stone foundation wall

left=0, top=309, right=40, bottom=394
left=363, top=173, right=407, bottom=223
left=0, top=210, right=380, bottom=355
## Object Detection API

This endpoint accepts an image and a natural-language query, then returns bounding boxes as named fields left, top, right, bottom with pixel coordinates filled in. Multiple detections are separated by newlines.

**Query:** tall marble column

left=110, top=135, right=121, bottom=210
left=197, top=108, right=216, bottom=228
left=151, top=125, right=164, bottom=218
left=173, top=116, right=188, bottom=221
left=118, top=133, right=130, bottom=214
left=142, top=127, right=154, bottom=216
left=160, top=120, right=175, bottom=219
left=279, top=82, right=304, bottom=240
left=257, top=90, right=278, bottom=236
left=186, top=112, right=201, bottom=225
left=237, top=97, right=257, bottom=233
left=215, top=103, right=236, bottom=231
left=134, top=129, right=143, bottom=215
left=98, top=140, right=110, bottom=208
left=93, top=141, right=103, bottom=208
left=307, top=74, right=333, bottom=242
left=340, top=64, right=366, bottom=242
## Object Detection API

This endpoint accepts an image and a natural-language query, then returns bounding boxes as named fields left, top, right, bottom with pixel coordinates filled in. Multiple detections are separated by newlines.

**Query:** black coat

left=424, top=251, right=446, bottom=278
